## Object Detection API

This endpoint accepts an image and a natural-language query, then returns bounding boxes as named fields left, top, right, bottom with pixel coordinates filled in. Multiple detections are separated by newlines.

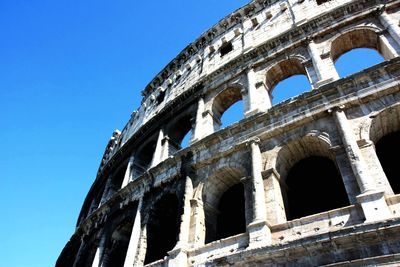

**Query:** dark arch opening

left=285, top=156, right=349, bottom=220
left=216, top=183, right=246, bottom=240
left=132, top=140, right=156, bottom=178
left=272, top=74, right=311, bottom=105
left=103, top=162, right=128, bottom=202
left=335, top=48, right=384, bottom=78
left=376, top=131, right=400, bottom=194
left=103, top=221, right=134, bottom=267
left=168, top=116, right=192, bottom=154
left=144, top=194, right=180, bottom=264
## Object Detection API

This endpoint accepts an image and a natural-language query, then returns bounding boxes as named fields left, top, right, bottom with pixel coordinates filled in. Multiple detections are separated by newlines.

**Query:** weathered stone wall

left=57, top=0, right=400, bottom=266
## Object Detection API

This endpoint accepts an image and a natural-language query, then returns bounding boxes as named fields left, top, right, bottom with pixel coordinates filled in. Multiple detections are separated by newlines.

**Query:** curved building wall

left=58, top=0, right=400, bottom=266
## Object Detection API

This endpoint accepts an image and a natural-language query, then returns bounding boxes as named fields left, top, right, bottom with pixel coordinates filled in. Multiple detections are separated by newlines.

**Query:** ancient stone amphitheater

left=57, top=0, right=400, bottom=266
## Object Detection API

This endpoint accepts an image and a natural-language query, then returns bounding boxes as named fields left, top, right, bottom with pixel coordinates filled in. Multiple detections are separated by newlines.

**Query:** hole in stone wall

left=316, top=0, right=331, bottom=5
left=216, top=183, right=246, bottom=240
left=144, top=194, right=180, bottom=264
left=376, top=131, right=400, bottom=194
left=220, top=100, right=244, bottom=128
left=335, top=48, right=384, bottom=78
left=168, top=116, right=192, bottom=155
left=180, top=129, right=192, bottom=149
left=103, top=220, right=134, bottom=267
left=132, top=140, right=157, bottom=177
left=285, top=156, right=349, bottom=220
left=157, top=90, right=166, bottom=104
left=213, top=87, right=243, bottom=130
left=220, top=42, right=233, bottom=57
left=272, top=74, right=311, bottom=105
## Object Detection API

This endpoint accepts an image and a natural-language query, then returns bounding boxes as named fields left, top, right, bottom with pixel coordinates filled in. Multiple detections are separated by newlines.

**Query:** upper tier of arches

left=77, top=0, right=400, bottom=227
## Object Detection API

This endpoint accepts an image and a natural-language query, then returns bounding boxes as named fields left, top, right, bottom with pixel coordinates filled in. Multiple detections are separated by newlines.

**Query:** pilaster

left=246, top=138, right=271, bottom=247
left=330, top=106, right=391, bottom=222
left=308, top=39, right=339, bottom=86
left=123, top=199, right=143, bottom=267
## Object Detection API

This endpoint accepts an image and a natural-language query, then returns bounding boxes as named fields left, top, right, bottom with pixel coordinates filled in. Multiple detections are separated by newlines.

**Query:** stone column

left=263, top=168, right=287, bottom=225
left=123, top=199, right=143, bottom=267
left=91, top=234, right=107, bottom=267
left=246, top=138, right=271, bottom=247
left=168, top=176, right=193, bottom=266
left=188, top=183, right=205, bottom=248
left=330, top=106, right=391, bottom=222
left=72, top=237, right=89, bottom=267
left=244, top=67, right=271, bottom=117
left=308, top=39, right=339, bottom=86
left=99, top=176, right=114, bottom=205
left=358, top=139, right=394, bottom=195
left=150, top=129, right=165, bottom=168
left=121, top=156, right=135, bottom=188
left=380, top=12, right=400, bottom=48
left=192, top=97, right=213, bottom=141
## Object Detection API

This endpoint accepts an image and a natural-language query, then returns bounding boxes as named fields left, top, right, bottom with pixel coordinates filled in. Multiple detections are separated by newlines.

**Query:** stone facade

left=57, top=0, right=400, bottom=266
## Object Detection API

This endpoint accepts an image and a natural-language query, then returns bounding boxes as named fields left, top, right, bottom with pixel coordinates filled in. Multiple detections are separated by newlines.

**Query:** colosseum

left=57, top=0, right=400, bottom=266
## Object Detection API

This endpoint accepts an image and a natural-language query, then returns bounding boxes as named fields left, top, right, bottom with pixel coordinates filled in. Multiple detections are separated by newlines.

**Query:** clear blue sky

left=0, top=1, right=383, bottom=267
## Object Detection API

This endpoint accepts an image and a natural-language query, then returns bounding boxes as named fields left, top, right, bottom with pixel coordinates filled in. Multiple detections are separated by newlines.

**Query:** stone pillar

left=263, top=168, right=287, bottom=225
left=358, top=139, right=394, bottom=195
left=168, top=176, right=193, bottom=266
left=308, top=39, right=339, bottom=86
left=99, top=176, right=114, bottom=205
left=378, top=31, right=399, bottom=58
left=72, top=237, right=89, bottom=267
left=244, top=67, right=271, bottom=117
left=192, top=97, right=213, bottom=141
left=188, top=183, right=205, bottom=248
left=91, top=235, right=107, bottom=267
left=330, top=107, right=391, bottom=222
left=246, top=138, right=271, bottom=247
left=123, top=199, right=143, bottom=267
left=150, top=129, right=165, bottom=167
left=380, top=12, right=400, bottom=48
left=121, top=156, right=135, bottom=188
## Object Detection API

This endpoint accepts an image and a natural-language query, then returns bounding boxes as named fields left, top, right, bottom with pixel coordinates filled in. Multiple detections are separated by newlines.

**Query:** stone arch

left=165, top=110, right=194, bottom=153
left=330, top=27, right=395, bottom=63
left=370, top=104, right=400, bottom=194
left=202, top=164, right=247, bottom=243
left=211, top=84, right=244, bottom=130
left=275, top=134, right=350, bottom=220
left=264, top=56, right=312, bottom=104
left=132, top=136, right=158, bottom=177
left=144, top=193, right=180, bottom=264
left=101, top=219, right=135, bottom=267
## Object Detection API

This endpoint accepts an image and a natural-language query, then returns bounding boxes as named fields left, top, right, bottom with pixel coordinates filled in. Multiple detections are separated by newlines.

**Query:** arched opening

left=272, top=74, right=311, bottom=105
left=331, top=29, right=394, bottom=78
left=216, top=183, right=246, bottom=240
left=376, top=131, right=400, bottom=194
left=276, top=136, right=351, bottom=220
left=102, top=220, right=134, bottom=267
left=266, top=58, right=311, bottom=105
left=103, top=162, right=128, bottom=201
left=285, top=156, right=350, bottom=220
left=144, top=194, right=180, bottom=264
left=220, top=100, right=244, bottom=128
left=132, top=140, right=157, bottom=178
left=212, top=87, right=243, bottom=130
left=167, top=116, right=192, bottom=154
left=203, top=167, right=247, bottom=243
left=369, top=105, right=400, bottom=195
left=335, top=48, right=384, bottom=77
